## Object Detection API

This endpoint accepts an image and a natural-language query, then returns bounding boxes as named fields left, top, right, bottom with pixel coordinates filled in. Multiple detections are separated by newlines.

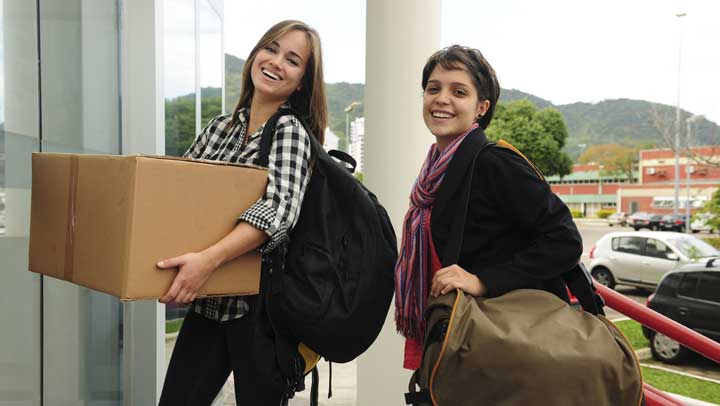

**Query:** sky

left=173, top=0, right=720, bottom=124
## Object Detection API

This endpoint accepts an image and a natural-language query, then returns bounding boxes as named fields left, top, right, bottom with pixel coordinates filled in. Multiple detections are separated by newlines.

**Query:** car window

left=667, top=237, right=720, bottom=259
left=612, top=236, right=642, bottom=255
left=657, top=273, right=682, bottom=296
left=696, top=273, right=720, bottom=303
left=677, top=274, right=700, bottom=298
left=645, top=238, right=673, bottom=259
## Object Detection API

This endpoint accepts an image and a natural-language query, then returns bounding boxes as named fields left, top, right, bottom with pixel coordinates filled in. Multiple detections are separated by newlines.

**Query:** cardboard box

left=29, top=153, right=268, bottom=300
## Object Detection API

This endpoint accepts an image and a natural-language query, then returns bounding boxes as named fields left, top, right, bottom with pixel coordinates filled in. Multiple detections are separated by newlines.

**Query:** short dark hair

left=421, top=45, right=500, bottom=129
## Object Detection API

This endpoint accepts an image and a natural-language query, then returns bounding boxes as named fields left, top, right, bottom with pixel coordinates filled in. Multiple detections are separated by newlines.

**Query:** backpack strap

left=494, top=139, right=605, bottom=315
left=256, top=107, right=321, bottom=168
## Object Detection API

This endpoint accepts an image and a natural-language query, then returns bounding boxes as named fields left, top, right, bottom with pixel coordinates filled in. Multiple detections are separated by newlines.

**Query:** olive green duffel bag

left=404, top=288, right=643, bottom=406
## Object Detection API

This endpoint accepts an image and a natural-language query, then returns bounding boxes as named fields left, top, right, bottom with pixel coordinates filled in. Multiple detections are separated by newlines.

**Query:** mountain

left=222, top=54, right=362, bottom=148
left=216, top=53, right=720, bottom=159
left=224, top=53, right=245, bottom=111
left=500, top=89, right=554, bottom=109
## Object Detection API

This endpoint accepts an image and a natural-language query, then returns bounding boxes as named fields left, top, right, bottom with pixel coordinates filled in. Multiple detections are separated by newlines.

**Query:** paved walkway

left=167, top=327, right=718, bottom=406
left=165, top=334, right=356, bottom=405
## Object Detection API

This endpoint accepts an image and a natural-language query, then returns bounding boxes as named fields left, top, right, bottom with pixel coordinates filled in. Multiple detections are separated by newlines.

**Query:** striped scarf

left=395, top=124, right=478, bottom=339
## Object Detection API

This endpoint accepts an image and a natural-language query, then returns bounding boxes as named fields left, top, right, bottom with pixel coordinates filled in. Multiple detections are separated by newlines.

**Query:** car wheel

left=651, top=332, right=689, bottom=364
left=692, top=230, right=699, bottom=234
left=591, top=267, right=616, bottom=289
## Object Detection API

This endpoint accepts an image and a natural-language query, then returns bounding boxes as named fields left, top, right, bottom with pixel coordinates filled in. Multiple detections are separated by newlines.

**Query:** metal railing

left=596, top=283, right=720, bottom=406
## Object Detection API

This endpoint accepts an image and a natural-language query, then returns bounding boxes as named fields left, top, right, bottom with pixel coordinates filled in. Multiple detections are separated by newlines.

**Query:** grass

left=642, top=366, right=720, bottom=404
left=166, top=318, right=184, bottom=334
left=614, top=319, right=650, bottom=350
left=703, top=237, right=720, bottom=249
left=614, top=320, right=720, bottom=403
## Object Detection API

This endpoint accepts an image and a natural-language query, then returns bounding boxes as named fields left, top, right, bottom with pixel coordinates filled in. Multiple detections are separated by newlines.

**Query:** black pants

left=159, top=310, right=287, bottom=406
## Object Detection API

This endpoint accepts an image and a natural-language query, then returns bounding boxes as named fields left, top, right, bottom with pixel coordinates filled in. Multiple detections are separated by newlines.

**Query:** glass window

left=164, top=0, right=196, bottom=157
left=668, top=237, right=720, bottom=260
left=644, top=238, right=674, bottom=260
left=1, top=1, right=42, bottom=402
left=199, top=0, right=222, bottom=125
left=39, top=0, right=123, bottom=403
left=678, top=274, right=700, bottom=298
left=657, top=273, right=681, bottom=296
left=612, top=236, right=642, bottom=255
left=696, top=272, right=720, bottom=304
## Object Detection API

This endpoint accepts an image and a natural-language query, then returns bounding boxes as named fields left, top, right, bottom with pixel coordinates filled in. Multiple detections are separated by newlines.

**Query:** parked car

left=641, top=265, right=720, bottom=364
left=607, top=212, right=628, bottom=227
left=629, top=212, right=664, bottom=231
left=628, top=212, right=650, bottom=228
left=587, top=231, right=720, bottom=289
left=691, top=213, right=715, bottom=234
left=659, top=214, right=688, bottom=232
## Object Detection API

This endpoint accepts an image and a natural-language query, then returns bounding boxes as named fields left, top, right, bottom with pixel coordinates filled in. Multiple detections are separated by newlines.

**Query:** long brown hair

left=231, top=20, right=327, bottom=144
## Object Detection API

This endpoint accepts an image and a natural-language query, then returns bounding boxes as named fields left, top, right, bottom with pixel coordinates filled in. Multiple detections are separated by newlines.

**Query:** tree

left=485, top=99, right=573, bottom=177
left=700, top=188, right=720, bottom=232
left=650, top=105, right=720, bottom=168
left=577, top=143, right=638, bottom=181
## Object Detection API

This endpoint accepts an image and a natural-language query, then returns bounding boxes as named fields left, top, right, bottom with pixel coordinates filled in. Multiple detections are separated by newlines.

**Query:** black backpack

left=256, top=108, right=398, bottom=364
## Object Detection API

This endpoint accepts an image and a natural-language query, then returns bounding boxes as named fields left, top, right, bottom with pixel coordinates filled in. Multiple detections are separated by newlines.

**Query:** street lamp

left=673, top=12, right=687, bottom=216
left=685, top=114, right=704, bottom=232
left=344, top=101, right=362, bottom=152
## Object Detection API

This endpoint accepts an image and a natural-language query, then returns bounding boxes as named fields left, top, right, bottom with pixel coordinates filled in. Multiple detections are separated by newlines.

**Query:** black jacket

left=431, top=127, right=583, bottom=301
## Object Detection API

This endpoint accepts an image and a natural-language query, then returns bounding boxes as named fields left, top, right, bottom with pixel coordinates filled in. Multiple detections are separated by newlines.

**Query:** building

left=324, top=127, right=340, bottom=151
left=1, top=1, right=224, bottom=403
left=349, top=117, right=365, bottom=173
left=619, top=146, right=720, bottom=214
left=548, top=163, right=636, bottom=217
left=549, top=147, right=720, bottom=216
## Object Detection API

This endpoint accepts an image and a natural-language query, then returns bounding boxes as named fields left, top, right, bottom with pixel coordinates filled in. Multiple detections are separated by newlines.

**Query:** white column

left=360, top=0, right=441, bottom=404
left=120, top=1, right=166, bottom=404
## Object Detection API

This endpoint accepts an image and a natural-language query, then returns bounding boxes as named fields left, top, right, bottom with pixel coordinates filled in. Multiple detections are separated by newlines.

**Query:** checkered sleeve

left=239, top=115, right=312, bottom=254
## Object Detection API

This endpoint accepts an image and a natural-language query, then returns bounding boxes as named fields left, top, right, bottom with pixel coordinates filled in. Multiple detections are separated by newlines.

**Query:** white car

left=691, top=213, right=715, bottom=234
left=588, top=231, right=720, bottom=289
left=607, top=212, right=628, bottom=227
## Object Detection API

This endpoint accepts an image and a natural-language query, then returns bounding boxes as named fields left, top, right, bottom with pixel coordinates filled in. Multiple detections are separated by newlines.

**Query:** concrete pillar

left=359, top=0, right=441, bottom=404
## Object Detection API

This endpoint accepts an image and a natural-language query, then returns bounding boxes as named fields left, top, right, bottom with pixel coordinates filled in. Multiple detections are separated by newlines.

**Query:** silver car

left=588, top=231, right=720, bottom=289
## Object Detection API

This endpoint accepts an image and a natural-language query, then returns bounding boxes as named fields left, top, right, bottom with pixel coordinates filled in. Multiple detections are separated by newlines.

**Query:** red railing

left=595, top=283, right=720, bottom=406
left=596, top=284, right=720, bottom=364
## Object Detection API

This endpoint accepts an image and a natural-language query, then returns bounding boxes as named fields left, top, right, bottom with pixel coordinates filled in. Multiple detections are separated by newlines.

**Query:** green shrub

left=570, top=210, right=585, bottom=218
left=597, top=209, right=615, bottom=219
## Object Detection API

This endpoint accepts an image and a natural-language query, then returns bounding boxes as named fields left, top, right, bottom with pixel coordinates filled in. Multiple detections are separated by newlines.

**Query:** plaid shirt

left=185, top=107, right=312, bottom=321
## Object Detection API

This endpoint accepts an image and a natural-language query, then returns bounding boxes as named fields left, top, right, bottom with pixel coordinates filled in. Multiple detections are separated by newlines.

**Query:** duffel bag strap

left=405, top=370, right=432, bottom=405
left=443, top=141, right=495, bottom=266
left=563, top=262, right=605, bottom=316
